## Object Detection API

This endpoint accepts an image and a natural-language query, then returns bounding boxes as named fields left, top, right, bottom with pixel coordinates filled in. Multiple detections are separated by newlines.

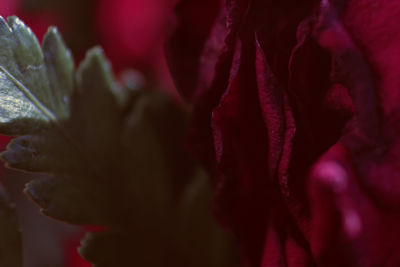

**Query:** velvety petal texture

left=167, top=0, right=400, bottom=266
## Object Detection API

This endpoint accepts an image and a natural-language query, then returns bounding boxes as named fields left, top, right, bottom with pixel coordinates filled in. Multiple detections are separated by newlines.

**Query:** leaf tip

left=77, top=45, right=116, bottom=94
left=7, top=16, right=26, bottom=29
left=83, top=46, right=111, bottom=72
left=0, top=16, right=11, bottom=32
left=24, top=180, right=47, bottom=208
left=0, top=148, right=20, bottom=169
left=47, top=26, right=59, bottom=34
left=43, top=26, right=61, bottom=42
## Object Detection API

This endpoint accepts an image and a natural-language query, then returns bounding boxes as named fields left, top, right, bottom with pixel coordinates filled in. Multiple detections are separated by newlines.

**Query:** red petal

left=166, top=0, right=222, bottom=100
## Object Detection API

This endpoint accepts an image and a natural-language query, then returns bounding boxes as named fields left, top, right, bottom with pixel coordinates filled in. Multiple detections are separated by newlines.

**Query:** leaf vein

left=0, top=65, right=56, bottom=121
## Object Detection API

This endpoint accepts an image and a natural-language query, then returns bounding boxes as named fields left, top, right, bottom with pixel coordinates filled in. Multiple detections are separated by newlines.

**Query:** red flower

left=167, top=0, right=400, bottom=266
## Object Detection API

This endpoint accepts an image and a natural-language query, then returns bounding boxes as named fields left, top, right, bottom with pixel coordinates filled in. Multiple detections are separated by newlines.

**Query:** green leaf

left=0, top=17, right=73, bottom=134
left=1, top=126, right=78, bottom=173
left=176, top=169, right=239, bottom=267
left=0, top=16, right=121, bottom=225
left=42, top=27, right=74, bottom=114
left=79, top=231, right=168, bottom=267
left=77, top=169, right=238, bottom=267
left=25, top=176, right=113, bottom=225
left=21, top=48, right=121, bottom=224
left=0, top=185, right=22, bottom=267
left=121, top=92, right=174, bottom=224
left=0, top=16, right=237, bottom=267
left=71, top=47, right=121, bottom=171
